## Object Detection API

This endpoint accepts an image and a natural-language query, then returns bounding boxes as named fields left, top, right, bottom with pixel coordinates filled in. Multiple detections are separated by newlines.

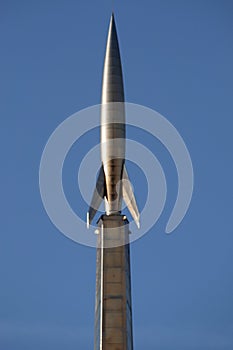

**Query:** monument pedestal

left=94, top=214, right=133, bottom=350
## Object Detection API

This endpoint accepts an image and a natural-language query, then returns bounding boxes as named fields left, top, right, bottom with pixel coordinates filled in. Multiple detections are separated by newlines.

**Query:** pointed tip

left=108, top=11, right=117, bottom=38
left=110, top=12, right=115, bottom=24
left=102, top=9, right=124, bottom=103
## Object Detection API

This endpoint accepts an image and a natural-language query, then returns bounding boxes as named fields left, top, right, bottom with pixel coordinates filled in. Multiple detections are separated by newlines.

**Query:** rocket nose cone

left=107, top=12, right=119, bottom=50
left=102, top=13, right=125, bottom=103
left=110, top=12, right=116, bottom=29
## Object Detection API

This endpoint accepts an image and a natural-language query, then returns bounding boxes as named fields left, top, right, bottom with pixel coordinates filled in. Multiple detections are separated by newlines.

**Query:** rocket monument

left=88, top=14, right=139, bottom=350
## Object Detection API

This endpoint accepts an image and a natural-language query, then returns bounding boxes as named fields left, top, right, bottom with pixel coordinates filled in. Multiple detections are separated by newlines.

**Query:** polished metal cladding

left=101, top=14, right=125, bottom=214
left=101, top=13, right=125, bottom=103
left=88, top=13, right=140, bottom=228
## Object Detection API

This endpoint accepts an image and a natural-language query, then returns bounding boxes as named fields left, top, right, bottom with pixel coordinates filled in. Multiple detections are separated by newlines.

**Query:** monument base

left=94, top=214, right=133, bottom=350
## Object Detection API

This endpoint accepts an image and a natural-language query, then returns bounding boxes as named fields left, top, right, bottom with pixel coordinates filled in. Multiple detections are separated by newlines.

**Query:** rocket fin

left=87, top=165, right=106, bottom=228
left=122, top=165, right=140, bottom=228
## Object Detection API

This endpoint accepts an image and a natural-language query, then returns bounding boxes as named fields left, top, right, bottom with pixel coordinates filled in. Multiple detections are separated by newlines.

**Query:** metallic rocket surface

left=87, top=14, right=140, bottom=228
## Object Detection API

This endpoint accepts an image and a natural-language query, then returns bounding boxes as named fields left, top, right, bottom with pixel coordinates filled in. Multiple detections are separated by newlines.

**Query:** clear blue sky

left=1, top=1, right=233, bottom=349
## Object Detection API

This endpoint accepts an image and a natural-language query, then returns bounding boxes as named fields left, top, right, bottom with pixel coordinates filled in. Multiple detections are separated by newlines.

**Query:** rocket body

left=101, top=15, right=125, bottom=214
left=88, top=14, right=139, bottom=228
